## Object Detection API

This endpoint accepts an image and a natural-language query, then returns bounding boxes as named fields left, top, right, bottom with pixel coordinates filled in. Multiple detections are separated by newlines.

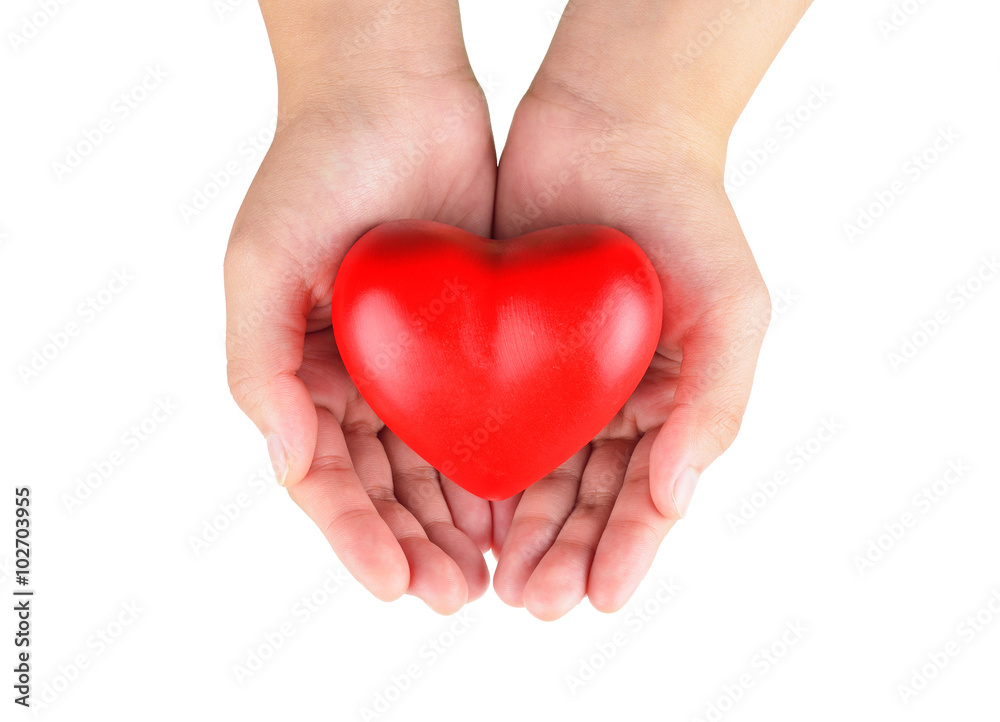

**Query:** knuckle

left=366, top=487, right=398, bottom=506
left=311, top=451, right=355, bottom=476
left=750, top=276, right=772, bottom=333
left=421, top=518, right=454, bottom=538
left=226, top=360, right=267, bottom=415
left=575, top=487, right=620, bottom=514
left=516, top=513, right=565, bottom=548
left=394, top=466, right=440, bottom=501
left=705, top=401, right=746, bottom=454
left=226, top=356, right=250, bottom=388
left=606, top=516, right=662, bottom=549
left=223, top=232, right=256, bottom=279
left=542, top=466, right=582, bottom=490
left=224, top=232, right=300, bottom=285
left=322, top=504, right=370, bottom=541
left=732, top=273, right=771, bottom=336
left=711, top=261, right=771, bottom=335
left=550, top=534, right=594, bottom=558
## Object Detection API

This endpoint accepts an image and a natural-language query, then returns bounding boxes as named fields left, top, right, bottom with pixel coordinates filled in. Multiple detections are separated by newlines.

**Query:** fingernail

left=266, top=433, right=288, bottom=486
left=672, top=468, right=699, bottom=518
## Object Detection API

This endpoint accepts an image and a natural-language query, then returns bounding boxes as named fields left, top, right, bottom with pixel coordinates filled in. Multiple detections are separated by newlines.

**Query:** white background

left=3, top=0, right=999, bottom=720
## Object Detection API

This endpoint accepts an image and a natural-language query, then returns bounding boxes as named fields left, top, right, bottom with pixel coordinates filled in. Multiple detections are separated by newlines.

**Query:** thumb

left=224, top=237, right=318, bottom=488
left=649, top=283, right=772, bottom=518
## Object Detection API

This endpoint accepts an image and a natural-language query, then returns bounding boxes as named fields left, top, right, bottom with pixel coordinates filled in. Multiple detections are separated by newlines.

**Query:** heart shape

left=331, top=220, right=662, bottom=500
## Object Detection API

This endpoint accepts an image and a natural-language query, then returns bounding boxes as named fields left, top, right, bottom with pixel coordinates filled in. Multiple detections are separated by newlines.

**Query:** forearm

left=539, top=0, right=813, bottom=151
left=258, top=0, right=470, bottom=114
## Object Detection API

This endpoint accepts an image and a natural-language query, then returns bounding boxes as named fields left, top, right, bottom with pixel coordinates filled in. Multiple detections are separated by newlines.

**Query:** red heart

left=331, top=220, right=662, bottom=500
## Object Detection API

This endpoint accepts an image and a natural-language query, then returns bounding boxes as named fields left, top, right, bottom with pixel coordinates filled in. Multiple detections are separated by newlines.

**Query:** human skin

left=224, top=0, right=498, bottom=613
left=224, top=0, right=812, bottom=617
left=490, top=0, right=813, bottom=619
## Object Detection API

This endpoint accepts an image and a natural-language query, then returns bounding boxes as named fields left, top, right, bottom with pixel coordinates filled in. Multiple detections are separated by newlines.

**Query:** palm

left=227, top=77, right=498, bottom=613
left=488, top=88, right=768, bottom=618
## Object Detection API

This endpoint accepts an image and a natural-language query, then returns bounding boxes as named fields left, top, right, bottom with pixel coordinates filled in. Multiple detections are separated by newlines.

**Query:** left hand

left=488, top=73, right=772, bottom=619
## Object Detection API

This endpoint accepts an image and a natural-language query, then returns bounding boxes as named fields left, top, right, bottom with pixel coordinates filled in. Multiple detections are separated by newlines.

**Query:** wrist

left=259, top=0, right=473, bottom=119
left=522, top=66, right=730, bottom=185
left=537, top=0, right=764, bottom=150
left=542, top=0, right=811, bottom=146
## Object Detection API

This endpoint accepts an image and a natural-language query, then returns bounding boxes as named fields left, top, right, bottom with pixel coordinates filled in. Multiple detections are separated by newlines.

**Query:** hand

left=224, top=4, right=496, bottom=613
left=489, top=71, right=772, bottom=619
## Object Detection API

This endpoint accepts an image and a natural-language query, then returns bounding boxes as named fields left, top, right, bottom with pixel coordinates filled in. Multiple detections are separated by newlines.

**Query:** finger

left=522, top=438, right=634, bottom=621
left=225, top=237, right=317, bottom=488
left=588, top=431, right=676, bottom=613
left=439, top=476, right=493, bottom=554
left=382, top=430, right=490, bottom=602
left=648, top=277, right=771, bottom=518
left=285, top=408, right=409, bottom=602
left=489, top=493, right=522, bottom=559
left=343, top=421, right=468, bottom=614
left=295, top=328, right=355, bottom=415
left=493, top=448, right=589, bottom=607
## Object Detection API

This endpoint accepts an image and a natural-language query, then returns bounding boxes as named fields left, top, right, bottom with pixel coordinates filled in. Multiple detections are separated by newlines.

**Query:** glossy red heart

left=331, top=219, right=662, bottom=500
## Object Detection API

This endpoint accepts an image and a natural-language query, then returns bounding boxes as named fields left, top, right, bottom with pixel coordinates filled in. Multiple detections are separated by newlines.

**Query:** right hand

left=488, top=66, right=772, bottom=620
left=224, top=59, right=497, bottom=613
